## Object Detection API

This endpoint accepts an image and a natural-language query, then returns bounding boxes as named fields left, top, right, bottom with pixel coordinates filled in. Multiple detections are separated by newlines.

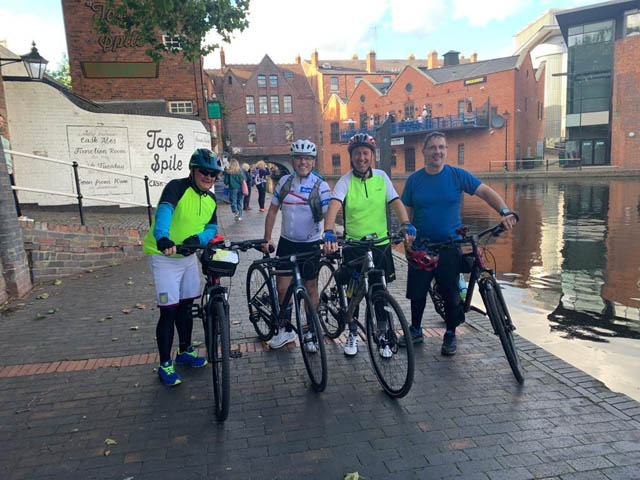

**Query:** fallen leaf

left=126, top=280, right=134, bottom=285
left=53, top=279, right=62, bottom=286
left=111, top=337, right=118, bottom=341
left=344, top=473, right=360, bottom=480
left=104, top=438, right=117, bottom=445
left=37, top=293, right=49, bottom=300
left=47, top=308, right=59, bottom=315
left=133, top=382, right=140, bottom=388
left=34, top=313, right=47, bottom=320
left=98, top=318, right=105, bottom=323
left=103, top=450, right=110, bottom=456
left=16, top=303, right=25, bottom=307
left=135, top=303, right=146, bottom=310
left=86, top=269, right=94, bottom=273
left=122, top=309, right=131, bottom=314
left=129, top=326, right=139, bottom=330
left=232, top=320, right=240, bottom=325
left=105, top=315, right=113, bottom=320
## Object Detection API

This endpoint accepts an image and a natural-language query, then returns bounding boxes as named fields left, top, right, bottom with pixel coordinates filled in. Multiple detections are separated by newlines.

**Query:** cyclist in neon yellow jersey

left=323, top=133, right=416, bottom=357
left=143, top=149, right=223, bottom=386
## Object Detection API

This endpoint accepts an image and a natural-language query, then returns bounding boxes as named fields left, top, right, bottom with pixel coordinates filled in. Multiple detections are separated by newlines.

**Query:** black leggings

left=256, top=183, right=266, bottom=209
left=156, top=299, right=194, bottom=363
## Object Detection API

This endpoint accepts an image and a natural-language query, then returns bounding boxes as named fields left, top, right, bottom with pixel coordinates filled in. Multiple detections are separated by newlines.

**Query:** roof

left=555, top=0, right=638, bottom=41
left=418, top=56, right=520, bottom=84
left=206, top=60, right=305, bottom=83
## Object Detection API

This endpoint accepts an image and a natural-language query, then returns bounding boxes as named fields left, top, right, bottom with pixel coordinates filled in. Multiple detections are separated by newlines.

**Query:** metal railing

left=6, top=149, right=158, bottom=226
left=488, top=158, right=582, bottom=172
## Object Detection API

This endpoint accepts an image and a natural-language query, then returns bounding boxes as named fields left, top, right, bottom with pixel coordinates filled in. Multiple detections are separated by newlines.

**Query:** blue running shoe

left=441, top=332, right=457, bottom=356
left=175, top=346, right=208, bottom=367
left=158, top=360, right=182, bottom=386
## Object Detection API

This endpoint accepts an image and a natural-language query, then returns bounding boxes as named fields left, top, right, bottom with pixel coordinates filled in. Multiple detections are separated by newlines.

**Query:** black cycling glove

left=156, top=237, right=175, bottom=252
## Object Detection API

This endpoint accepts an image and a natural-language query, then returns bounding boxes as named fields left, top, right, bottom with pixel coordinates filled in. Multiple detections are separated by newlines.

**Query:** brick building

left=556, top=0, right=640, bottom=169
left=206, top=51, right=317, bottom=170
left=62, top=0, right=214, bottom=133
left=320, top=50, right=545, bottom=176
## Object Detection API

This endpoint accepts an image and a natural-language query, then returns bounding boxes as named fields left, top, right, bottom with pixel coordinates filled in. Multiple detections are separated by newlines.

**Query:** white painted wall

left=4, top=81, right=211, bottom=206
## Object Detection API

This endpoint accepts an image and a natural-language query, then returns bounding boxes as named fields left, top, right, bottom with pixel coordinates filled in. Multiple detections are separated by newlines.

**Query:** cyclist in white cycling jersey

left=263, top=139, right=332, bottom=349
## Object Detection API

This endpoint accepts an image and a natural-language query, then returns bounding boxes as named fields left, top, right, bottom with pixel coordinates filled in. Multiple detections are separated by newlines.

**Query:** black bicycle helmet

left=189, top=148, right=224, bottom=173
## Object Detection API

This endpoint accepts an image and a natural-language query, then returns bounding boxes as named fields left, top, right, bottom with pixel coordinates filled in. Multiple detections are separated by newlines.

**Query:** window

left=404, top=102, right=414, bottom=120
left=248, top=123, right=257, bottom=143
left=537, top=101, right=543, bottom=121
left=360, top=111, right=368, bottom=129
left=330, top=77, right=339, bottom=91
left=405, top=83, right=412, bottom=93
left=168, top=101, right=193, bottom=114
left=330, top=122, right=339, bottom=143
left=524, top=97, right=528, bottom=112
left=284, top=70, right=294, bottom=78
left=624, top=10, right=640, bottom=37
left=269, top=75, right=278, bottom=87
left=457, top=144, right=464, bottom=165
left=283, top=95, right=292, bottom=113
left=257, top=75, right=266, bottom=87
left=458, top=100, right=465, bottom=117
left=228, top=76, right=232, bottom=85
left=391, top=149, right=397, bottom=167
left=285, top=122, right=293, bottom=142
left=162, top=34, right=181, bottom=50
left=259, top=96, right=268, bottom=114
left=246, top=96, right=255, bottom=114
left=404, top=147, right=415, bottom=172
left=332, top=154, right=341, bottom=175
left=360, top=94, right=366, bottom=103
left=383, top=76, right=391, bottom=83
left=270, top=96, right=279, bottom=114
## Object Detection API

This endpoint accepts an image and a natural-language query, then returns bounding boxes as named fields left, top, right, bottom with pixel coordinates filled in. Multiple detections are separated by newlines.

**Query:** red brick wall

left=611, top=35, right=640, bottom=170
left=21, top=220, right=146, bottom=282
left=319, top=61, right=546, bottom=176
left=62, top=0, right=206, bottom=119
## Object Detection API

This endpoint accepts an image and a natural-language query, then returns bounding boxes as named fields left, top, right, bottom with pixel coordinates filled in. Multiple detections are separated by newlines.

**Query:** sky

left=1, top=0, right=598, bottom=72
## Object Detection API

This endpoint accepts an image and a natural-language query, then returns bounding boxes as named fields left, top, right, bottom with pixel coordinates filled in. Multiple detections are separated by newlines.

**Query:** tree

left=49, top=53, right=72, bottom=90
left=92, top=0, right=251, bottom=61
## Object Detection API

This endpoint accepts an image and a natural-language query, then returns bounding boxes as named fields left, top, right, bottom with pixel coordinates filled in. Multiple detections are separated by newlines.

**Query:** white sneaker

left=379, top=345, right=393, bottom=359
left=344, top=332, right=358, bottom=356
left=268, top=329, right=296, bottom=349
left=303, top=331, right=318, bottom=353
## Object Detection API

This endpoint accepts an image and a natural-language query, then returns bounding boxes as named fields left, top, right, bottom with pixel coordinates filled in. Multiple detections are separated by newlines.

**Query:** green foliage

left=49, top=53, right=72, bottom=90
left=92, top=0, right=251, bottom=61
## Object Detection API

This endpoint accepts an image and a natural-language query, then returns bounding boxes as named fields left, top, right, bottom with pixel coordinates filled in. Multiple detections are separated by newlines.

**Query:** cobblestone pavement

left=2, top=196, right=640, bottom=480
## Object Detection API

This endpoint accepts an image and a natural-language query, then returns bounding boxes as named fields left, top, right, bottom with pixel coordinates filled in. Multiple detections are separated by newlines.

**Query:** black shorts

left=341, top=243, right=396, bottom=284
left=275, top=237, right=321, bottom=281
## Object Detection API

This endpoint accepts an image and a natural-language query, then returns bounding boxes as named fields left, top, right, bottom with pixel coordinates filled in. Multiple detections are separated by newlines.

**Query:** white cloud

left=451, top=0, right=532, bottom=27
left=204, top=0, right=387, bottom=68
left=388, top=0, right=447, bottom=35
left=0, top=7, right=68, bottom=69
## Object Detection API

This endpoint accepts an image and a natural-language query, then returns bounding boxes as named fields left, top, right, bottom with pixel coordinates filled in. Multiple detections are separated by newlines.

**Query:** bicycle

left=416, top=217, right=524, bottom=384
left=177, top=237, right=267, bottom=422
left=317, top=233, right=415, bottom=398
left=246, top=249, right=328, bottom=392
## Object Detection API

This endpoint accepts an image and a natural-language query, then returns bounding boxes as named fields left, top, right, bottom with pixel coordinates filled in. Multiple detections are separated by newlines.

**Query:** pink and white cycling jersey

left=271, top=172, right=331, bottom=242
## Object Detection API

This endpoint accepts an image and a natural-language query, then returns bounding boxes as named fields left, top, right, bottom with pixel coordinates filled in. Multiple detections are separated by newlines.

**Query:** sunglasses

left=197, top=168, right=218, bottom=178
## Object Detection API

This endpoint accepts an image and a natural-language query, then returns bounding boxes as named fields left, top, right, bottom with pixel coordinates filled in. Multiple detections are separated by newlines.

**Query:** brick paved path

left=1, top=198, right=640, bottom=480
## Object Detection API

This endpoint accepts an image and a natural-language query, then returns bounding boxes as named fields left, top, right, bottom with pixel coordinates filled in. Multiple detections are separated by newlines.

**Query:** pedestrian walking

left=253, top=160, right=269, bottom=212
left=224, top=159, right=244, bottom=221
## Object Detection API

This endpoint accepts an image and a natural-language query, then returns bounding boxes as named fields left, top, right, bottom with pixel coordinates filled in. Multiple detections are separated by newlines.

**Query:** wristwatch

left=499, top=207, right=511, bottom=216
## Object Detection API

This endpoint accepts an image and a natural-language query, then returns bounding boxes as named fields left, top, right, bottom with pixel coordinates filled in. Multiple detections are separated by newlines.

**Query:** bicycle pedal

left=191, top=305, right=203, bottom=318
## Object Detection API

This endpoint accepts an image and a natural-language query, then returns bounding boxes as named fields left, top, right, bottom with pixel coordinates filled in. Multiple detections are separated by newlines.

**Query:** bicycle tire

left=295, top=288, right=328, bottom=392
left=246, top=263, right=274, bottom=341
left=430, top=281, right=447, bottom=322
left=209, top=299, right=231, bottom=421
left=482, top=278, right=524, bottom=384
left=365, top=290, right=415, bottom=398
left=317, top=260, right=345, bottom=339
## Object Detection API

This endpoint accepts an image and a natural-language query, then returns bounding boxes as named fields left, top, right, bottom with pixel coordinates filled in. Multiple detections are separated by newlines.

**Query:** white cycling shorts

left=148, top=254, right=201, bottom=307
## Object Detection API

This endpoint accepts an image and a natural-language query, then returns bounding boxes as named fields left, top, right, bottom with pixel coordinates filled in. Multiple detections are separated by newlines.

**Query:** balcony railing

left=340, top=111, right=488, bottom=142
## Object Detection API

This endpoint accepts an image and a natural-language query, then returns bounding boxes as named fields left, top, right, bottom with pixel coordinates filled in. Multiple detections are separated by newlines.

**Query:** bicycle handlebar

left=176, top=238, right=268, bottom=256
left=252, top=248, right=321, bottom=267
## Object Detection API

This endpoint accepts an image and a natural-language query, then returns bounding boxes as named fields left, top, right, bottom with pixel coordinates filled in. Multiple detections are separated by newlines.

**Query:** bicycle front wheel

left=295, top=289, right=328, bottom=392
left=317, top=259, right=345, bottom=338
left=209, top=299, right=231, bottom=421
left=482, top=278, right=524, bottom=384
left=246, top=263, right=274, bottom=341
left=365, top=290, right=414, bottom=398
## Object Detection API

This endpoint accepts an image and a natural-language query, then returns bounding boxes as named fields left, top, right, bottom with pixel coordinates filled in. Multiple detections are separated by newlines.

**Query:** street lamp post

left=503, top=110, right=510, bottom=172
left=0, top=42, right=49, bottom=81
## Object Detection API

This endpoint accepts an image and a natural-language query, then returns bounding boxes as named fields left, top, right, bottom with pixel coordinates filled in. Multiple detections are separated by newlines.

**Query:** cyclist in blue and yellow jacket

left=143, top=148, right=223, bottom=386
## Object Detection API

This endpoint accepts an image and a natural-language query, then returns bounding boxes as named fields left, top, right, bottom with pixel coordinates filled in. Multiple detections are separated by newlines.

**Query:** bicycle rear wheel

left=365, top=290, right=414, bottom=398
left=295, top=289, right=328, bottom=392
left=430, top=281, right=446, bottom=322
left=317, top=259, right=345, bottom=339
left=246, top=264, right=274, bottom=341
left=482, top=278, right=524, bottom=384
left=209, top=299, right=231, bottom=421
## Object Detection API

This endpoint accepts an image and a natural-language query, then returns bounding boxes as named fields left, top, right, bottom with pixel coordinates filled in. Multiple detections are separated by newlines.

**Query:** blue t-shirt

left=401, top=165, right=481, bottom=242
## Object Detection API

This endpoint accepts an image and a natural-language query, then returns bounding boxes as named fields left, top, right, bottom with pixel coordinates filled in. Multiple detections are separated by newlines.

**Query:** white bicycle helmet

left=290, top=139, right=317, bottom=158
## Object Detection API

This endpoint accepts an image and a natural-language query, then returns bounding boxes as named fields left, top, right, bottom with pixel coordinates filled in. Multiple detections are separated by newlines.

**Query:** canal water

left=397, top=176, right=640, bottom=400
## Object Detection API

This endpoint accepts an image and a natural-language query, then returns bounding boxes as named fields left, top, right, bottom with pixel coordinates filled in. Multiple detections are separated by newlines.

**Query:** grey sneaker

left=441, top=333, right=457, bottom=356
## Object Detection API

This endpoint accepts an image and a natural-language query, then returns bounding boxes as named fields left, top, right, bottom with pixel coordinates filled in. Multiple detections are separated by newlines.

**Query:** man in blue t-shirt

left=401, top=131, right=517, bottom=355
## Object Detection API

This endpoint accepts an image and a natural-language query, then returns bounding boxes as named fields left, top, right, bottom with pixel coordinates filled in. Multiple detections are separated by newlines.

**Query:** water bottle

left=346, top=271, right=360, bottom=298
left=459, top=273, right=467, bottom=301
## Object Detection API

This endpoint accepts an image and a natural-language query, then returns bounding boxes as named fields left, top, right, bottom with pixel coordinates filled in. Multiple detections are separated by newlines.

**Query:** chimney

left=311, top=50, right=319, bottom=69
left=295, top=54, right=301, bottom=65
left=408, top=53, right=416, bottom=61
left=352, top=53, right=359, bottom=60
left=460, top=54, right=466, bottom=62
left=427, top=50, right=438, bottom=69
left=470, top=52, right=478, bottom=63
left=443, top=50, right=460, bottom=66
left=220, top=47, right=226, bottom=69
left=366, top=50, right=376, bottom=73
